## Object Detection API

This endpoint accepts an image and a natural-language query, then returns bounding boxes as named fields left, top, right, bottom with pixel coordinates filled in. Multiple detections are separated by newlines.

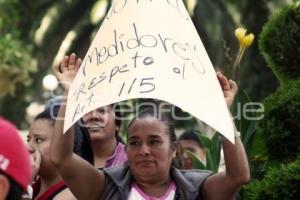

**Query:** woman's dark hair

left=34, top=109, right=56, bottom=124
left=127, top=107, right=177, bottom=148
left=35, top=96, right=62, bottom=123
left=179, top=129, right=205, bottom=149
left=0, top=172, right=22, bottom=200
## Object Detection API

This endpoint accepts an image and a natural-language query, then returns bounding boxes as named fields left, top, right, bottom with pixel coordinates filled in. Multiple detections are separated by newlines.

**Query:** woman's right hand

left=53, top=53, right=82, bottom=93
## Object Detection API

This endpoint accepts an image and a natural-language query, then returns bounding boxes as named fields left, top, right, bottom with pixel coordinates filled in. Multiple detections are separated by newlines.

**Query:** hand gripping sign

left=64, top=0, right=236, bottom=143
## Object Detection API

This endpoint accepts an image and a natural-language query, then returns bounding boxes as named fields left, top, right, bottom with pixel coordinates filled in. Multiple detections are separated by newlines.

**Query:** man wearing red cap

left=0, top=116, right=32, bottom=200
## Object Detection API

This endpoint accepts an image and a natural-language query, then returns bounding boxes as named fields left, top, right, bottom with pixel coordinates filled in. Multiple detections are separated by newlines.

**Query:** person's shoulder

left=103, top=164, right=129, bottom=181
left=102, top=164, right=132, bottom=190
left=103, top=164, right=128, bottom=173
left=173, top=167, right=212, bottom=185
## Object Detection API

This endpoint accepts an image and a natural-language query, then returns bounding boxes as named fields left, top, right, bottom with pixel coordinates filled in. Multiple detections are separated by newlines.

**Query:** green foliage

left=243, top=158, right=300, bottom=200
left=232, top=89, right=260, bottom=154
left=0, top=34, right=36, bottom=96
left=231, top=89, right=268, bottom=178
left=188, top=131, right=221, bottom=173
left=259, top=3, right=300, bottom=82
left=200, top=133, right=221, bottom=173
left=191, top=89, right=268, bottom=176
left=0, top=0, right=20, bottom=34
left=258, top=80, right=300, bottom=162
left=0, top=0, right=36, bottom=97
left=186, top=150, right=206, bottom=169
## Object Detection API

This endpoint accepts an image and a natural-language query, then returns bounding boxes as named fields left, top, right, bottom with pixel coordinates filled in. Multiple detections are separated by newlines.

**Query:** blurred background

left=1, top=1, right=299, bottom=199
left=1, top=0, right=291, bottom=129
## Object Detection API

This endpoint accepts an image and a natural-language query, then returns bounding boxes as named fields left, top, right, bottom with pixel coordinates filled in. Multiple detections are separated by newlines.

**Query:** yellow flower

left=232, top=28, right=255, bottom=81
left=235, top=27, right=255, bottom=49
left=240, top=33, right=255, bottom=48
left=235, top=28, right=247, bottom=41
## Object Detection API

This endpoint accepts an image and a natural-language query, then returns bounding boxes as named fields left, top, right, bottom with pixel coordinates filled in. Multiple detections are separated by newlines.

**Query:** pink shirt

left=128, top=182, right=176, bottom=200
left=105, top=143, right=128, bottom=168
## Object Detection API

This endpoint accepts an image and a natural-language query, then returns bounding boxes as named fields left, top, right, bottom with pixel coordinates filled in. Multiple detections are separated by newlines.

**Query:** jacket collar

left=171, top=167, right=211, bottom=199
left=103, top=165, right=211, bottom=199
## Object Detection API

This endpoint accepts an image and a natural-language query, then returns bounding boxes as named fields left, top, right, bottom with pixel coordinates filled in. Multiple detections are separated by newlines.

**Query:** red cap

left=0, top=116, right=32, bottom=190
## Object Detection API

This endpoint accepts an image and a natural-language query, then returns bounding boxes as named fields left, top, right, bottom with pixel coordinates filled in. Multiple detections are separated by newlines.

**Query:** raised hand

left=217, top=72, right=238, bottom=109
left=53, top=53, right=82, bottom=92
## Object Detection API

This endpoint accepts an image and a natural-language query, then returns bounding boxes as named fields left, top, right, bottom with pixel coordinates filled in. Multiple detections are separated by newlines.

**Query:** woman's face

left=81, top=105, right=118, bottom=142
left=28, top=119, right=54, bottom=175
left=127, top=116, right=176, bottom=183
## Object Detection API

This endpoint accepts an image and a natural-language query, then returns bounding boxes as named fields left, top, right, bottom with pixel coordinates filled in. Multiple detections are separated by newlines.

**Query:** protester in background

left=178, top=129, right=206, bottom=169
left=0, top=117, right=31, bottom=200
left=28, top=107, right=77, bottom=200
left=50, top=53, right=250, bottom=199
left=52, top=53, right=127, bottom=169
left=78, top=103, right=127, bottom=169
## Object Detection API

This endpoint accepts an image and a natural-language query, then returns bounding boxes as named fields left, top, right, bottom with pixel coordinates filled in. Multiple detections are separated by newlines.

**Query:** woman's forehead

left=128, top=117, right=167, bottom=135
left=29, top=119, right=53, bottom=134
left=31, top=118, right=53, bottom=127
left=128, top=134, right=163, bottom=141
left=130, top=116, right=164, bottom=127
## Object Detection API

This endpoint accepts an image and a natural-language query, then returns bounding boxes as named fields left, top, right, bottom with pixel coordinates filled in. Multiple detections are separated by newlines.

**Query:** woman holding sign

left=51, top=53, right=250, bottom=199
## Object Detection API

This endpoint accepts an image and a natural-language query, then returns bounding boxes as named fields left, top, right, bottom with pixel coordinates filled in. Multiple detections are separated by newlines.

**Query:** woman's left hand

left=217, top=72, right=238, bottom=109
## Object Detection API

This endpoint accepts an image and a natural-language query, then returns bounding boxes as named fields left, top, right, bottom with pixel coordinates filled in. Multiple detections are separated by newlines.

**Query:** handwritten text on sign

left=65, top=0, right=235, bottom=143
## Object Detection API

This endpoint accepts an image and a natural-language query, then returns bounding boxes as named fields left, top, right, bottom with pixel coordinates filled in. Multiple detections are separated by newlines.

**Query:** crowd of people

left=0, top=53, right=250, bottom=200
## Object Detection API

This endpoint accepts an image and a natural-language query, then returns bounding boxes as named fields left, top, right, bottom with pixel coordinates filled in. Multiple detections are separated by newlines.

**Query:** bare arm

left=202, top=137, right=250, bottom=199
left=50, top=54, right=106, bottom=200
left=201, top=73, right=250, bottom=199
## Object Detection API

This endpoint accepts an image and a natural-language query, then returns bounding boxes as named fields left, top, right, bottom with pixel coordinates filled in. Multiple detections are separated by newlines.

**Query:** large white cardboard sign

left=64, top=0, right=235, bottom=143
